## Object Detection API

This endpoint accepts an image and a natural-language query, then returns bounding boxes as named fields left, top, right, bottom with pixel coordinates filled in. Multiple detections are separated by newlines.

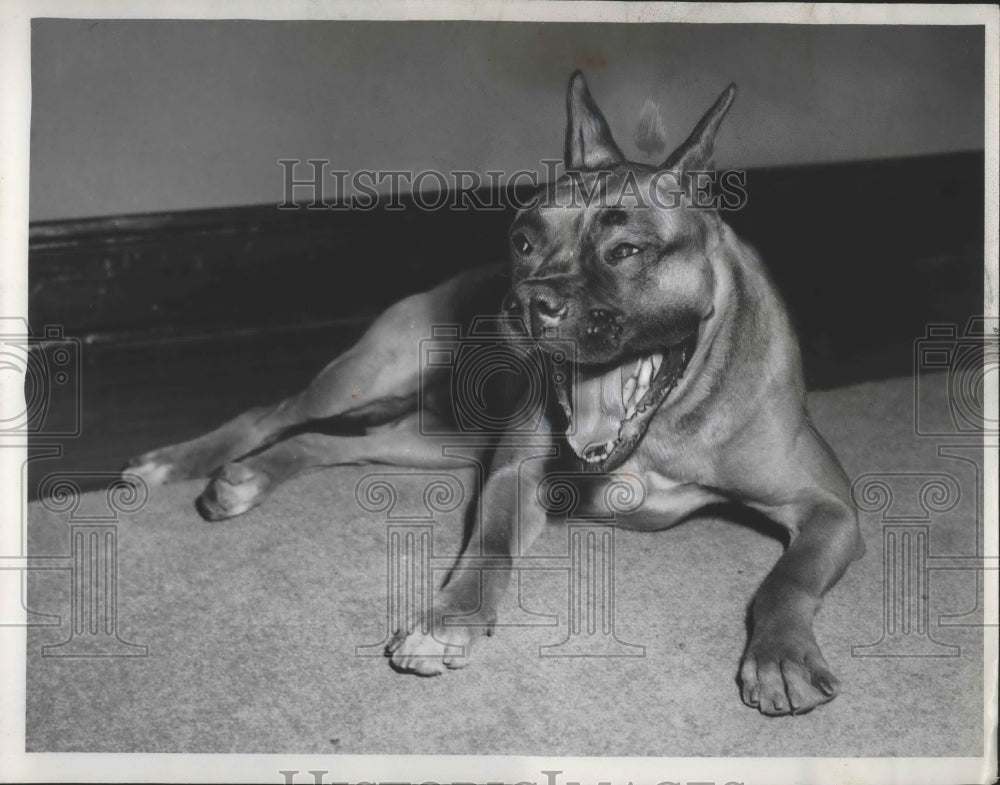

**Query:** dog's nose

left=529, top=292, right=568, bottom=323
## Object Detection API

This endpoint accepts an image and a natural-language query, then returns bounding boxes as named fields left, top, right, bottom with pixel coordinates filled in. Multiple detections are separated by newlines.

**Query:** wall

left=30, top=20, right=984, bottom=222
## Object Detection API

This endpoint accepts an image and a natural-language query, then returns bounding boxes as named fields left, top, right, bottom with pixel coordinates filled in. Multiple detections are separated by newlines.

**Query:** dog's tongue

left=566, top=365, right=626, bottom=457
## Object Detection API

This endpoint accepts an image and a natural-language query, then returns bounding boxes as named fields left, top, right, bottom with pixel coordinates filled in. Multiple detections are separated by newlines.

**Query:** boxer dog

left=127, top=72, right=864, bottom=716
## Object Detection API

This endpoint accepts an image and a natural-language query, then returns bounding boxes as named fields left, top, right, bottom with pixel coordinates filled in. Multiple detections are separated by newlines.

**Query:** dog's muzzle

left=504, top=284, right=622, bottom=345
left=504, top=284, right=567, bottom=337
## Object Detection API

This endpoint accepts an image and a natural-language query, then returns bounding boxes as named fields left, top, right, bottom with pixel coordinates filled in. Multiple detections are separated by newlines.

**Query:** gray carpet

left=26, top=373, right=985, bottom=754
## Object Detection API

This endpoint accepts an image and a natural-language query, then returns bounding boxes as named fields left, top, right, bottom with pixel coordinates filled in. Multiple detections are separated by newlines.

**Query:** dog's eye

left=511, top=232, right=533, bottom=256
left=606, top=243, right=641, bottom=263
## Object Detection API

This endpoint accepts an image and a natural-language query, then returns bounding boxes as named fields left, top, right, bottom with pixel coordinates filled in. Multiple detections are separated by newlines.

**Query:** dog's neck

left=657, top=217, right=804, bottom=432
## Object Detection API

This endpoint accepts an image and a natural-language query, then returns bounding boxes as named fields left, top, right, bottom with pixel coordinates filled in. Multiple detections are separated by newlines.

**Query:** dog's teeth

left=638, top=357, right=653, bottom=389
left=584, top=438, right=617, bottom=464
left=621, top=375, right=637, bottom=407
left=625, top=404, right=636, bottom=420
left=651, top=352, right=663, bottom=377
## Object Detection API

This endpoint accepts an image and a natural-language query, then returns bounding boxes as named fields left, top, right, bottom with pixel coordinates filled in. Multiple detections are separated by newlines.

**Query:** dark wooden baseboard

left=28, top=201, right=505, bottom=342
left=30, top=151, right=984, bottom=350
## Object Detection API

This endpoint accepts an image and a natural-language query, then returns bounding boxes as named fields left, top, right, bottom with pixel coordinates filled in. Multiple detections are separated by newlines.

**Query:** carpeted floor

left=25, top=373, right=985, bottom=755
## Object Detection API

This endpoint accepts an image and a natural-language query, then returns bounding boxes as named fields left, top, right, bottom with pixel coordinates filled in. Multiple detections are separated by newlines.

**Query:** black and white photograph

left=1, top=2, right=997, bottom=783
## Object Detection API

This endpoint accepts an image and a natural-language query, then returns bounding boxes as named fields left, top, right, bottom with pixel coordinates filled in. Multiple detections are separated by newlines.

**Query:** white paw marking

left=212, top=481, right=259, bottom=516
left=389, top=628, right=471, bottom=676
left=198, top=464, right=267, bottom=520
left=127, top=461, right=173, bottom=486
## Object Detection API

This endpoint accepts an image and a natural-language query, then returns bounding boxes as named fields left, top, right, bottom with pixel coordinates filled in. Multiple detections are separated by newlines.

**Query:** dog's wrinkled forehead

left=550, top=167, right=654, bottom=208
left=516, top=166, right=687, bottom=238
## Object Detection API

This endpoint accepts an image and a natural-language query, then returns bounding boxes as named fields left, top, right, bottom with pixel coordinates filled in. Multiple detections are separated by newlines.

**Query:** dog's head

left=503, top=72, right=737, bottom=471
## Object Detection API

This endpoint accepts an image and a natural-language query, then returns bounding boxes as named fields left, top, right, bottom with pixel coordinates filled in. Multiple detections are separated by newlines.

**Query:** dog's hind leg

left=195, top=411, right=477, bottom=520
left=125, top=267, right=503, bottom=486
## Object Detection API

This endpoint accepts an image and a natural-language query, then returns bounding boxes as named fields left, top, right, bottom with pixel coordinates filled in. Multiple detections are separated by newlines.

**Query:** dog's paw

left=386, top=625, right=474, bottom=676
left=386, top=597, right=492, bottom=676
left=195, top=462, right=269, bottom=521
left=124, top=450, right=183, bottom=487
left=739, top=630, right=839, bottom=716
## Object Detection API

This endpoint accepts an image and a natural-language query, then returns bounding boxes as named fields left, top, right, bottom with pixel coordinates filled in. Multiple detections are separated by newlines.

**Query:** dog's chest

left=573, top=451, right=688, bottom=517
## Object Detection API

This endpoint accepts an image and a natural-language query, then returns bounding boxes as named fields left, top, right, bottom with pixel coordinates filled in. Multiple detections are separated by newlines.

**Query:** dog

left=127, top=72, right=864, bottom=716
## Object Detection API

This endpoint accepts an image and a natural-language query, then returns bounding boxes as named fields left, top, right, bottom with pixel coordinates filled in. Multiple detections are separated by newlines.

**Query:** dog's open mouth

left=555, top=333, right=697, bottom=472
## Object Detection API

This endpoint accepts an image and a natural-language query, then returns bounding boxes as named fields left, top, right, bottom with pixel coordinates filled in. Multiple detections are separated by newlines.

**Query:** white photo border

left=1, top=3, right=996, bottom=784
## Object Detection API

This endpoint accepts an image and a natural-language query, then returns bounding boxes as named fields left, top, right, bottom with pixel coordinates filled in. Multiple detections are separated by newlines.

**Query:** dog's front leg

left=740, top=489, right=864, bottom=716
left=387, top=442, right=552, bottom=676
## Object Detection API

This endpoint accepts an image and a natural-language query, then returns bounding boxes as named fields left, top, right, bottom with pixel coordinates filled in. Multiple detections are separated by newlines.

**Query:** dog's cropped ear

left=662, top=83, right=737, bottom=174
left=564, top=71, right=626, bottom=170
